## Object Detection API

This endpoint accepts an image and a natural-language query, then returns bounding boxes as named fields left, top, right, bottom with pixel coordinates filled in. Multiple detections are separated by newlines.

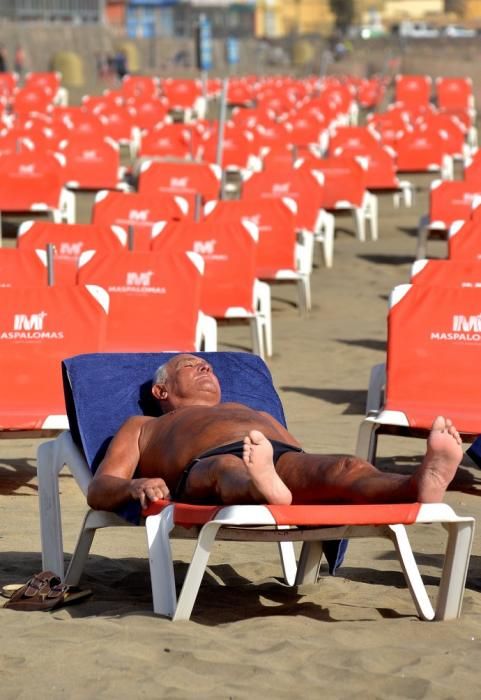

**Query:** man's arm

left=87, top=416, right=170, bottom=511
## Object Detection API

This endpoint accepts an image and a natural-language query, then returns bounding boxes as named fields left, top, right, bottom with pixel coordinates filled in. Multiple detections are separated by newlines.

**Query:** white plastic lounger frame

left=38, top=431, right=474, bottom=622
left=142, top=501, right=474, bottom=622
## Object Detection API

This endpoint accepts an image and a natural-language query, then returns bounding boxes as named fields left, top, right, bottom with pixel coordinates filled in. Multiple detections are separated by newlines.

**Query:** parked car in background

left=394, top=21, right=440, bottom=38
left=442, top=25, right=477, bottom=38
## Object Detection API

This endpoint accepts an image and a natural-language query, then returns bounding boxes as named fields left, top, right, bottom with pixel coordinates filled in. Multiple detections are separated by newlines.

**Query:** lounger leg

left=64, top=511, right=97, bottom=585
left=145, top=509, right=178, bottom=618
left=304, top=276, right=312, bottom=312
left=435, top=520, right=475, bottom=620
left=255, top=280, right=272, bottom=357
left=173, top=521, right=223, bottom=621
left=250, top=316, right=265, bottom=359
left=65, top=510, right=128, bottom=586
left=353, top=208, right=366, bottom=242
left=37, top=440, right=66, bottom=578
left=416, top=214, right=430, bottom=260
left=38, top=431, right=97, bottom=579
left=365, top=363, right=386, bottom=414
left=314, top=211, right=335, bottom=268
left=355, top=419, right=379, bottom=463
left=295, top=541, right=324, bottom=585
left=59, top=189, right=76, bottom=224
left=278, top=540, right=298, bottom=586
left=263, top=310, right=273, bottom=359
left=399, top=180, right=414, bottom=207
left=388, top=524, right=435, bottom=621
left=322, top=212, right=336, bottom=267
left=367, top=193, right=378, bottom=241
left=296, top=275, right=311, bottom=314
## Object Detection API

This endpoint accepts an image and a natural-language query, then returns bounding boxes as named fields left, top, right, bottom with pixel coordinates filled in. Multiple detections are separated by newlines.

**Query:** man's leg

left=246, top=417, right=463, bottom=505
left=181, top=453, right=292, bottom=505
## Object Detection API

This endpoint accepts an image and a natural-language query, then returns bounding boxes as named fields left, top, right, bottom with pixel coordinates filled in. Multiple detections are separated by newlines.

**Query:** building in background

left=124, top=1, right=255, bottom=39
left=255, top=0, right=334, bottom=38
left=0, top=0, right=477, bottom=35
left=463, top=1, right=481, bottom=21
left=383, top=1, right=444, bottom=21
left=0, top=0, right=105, bottom=22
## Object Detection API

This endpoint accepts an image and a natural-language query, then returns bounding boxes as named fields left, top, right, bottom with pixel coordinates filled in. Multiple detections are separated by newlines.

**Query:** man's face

left=159, top=354, right=221, bottom=408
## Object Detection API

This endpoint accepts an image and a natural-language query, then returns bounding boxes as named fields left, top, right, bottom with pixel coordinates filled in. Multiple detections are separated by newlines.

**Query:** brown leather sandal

left=3, top=570, right=91, bottom=611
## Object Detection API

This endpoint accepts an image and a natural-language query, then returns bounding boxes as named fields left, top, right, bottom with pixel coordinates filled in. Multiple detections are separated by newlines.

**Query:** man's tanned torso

left=136, top=402, right=300, bottom=488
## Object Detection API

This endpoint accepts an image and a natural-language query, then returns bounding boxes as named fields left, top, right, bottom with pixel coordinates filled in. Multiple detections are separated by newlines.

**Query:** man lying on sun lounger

left=87, top=353, right=463, bottom=511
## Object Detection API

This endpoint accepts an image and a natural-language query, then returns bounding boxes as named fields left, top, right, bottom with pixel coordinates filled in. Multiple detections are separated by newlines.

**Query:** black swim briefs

left=172, top=439, right=303, bottom=502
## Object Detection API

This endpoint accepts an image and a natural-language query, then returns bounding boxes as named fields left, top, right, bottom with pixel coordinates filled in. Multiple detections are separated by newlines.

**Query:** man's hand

left=129, top=478, right=171, bottom=509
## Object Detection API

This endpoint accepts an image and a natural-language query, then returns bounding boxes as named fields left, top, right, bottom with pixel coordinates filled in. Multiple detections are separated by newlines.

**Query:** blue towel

left=62, top=351, right=346, bottom=573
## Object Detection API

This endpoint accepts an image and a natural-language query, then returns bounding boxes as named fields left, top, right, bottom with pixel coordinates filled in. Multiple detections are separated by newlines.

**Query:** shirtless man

left=87, top=353, right=463, bottom=512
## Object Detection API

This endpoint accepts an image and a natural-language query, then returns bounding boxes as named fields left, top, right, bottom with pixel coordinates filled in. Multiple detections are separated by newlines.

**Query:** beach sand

left=1, top=172, right=481, bottom=698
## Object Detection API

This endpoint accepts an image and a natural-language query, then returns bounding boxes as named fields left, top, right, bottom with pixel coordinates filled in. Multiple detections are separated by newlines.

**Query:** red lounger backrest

left=241, top=166, right=323, bottom=231
left=384, top=284, right=481, bottom=431
left=0, top=285, right=108, bottom=430
left=138, top=161, right=221, bottom=208
left=205, top=198, right=297, bottom=277
left=395, top=74, right=432, bottom=107
left=436, top=77, right=473, bottom=112
left=298, top=156, right=366, bottom=208
left=394, top=130, right=447, bottom=171
left=0, top=248, right=51, bottom=287
left=77, top=249, right=202, bottom=352
left=92, top=190, right=187, bottom=251
left=151, top=219, right=257, bottom=317
left=61, top=137, right=120, bottom=189
left=0, top=152, right=64, bottom=209
left=17, top=221, right=126, bottom=284
left=429, top=181, right=481, bottom=228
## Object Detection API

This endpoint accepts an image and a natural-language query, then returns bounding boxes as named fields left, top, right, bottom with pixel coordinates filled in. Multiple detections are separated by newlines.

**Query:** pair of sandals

left=2, top=570, right=91, bottom=611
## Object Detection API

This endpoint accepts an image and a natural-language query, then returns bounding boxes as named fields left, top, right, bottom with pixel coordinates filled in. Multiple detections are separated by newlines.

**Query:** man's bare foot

left=243, top=430, right=293, bottom=505
left=414, top=416, right=463, bottom=503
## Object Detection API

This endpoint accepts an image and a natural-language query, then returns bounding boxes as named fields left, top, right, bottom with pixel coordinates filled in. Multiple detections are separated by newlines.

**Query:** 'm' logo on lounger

left=108, top=271, right=166, bottom=294
left=126, top=271, right=153, bottom=286
left=83, top=150, right=99, bottom=160
left=128, top=209, right=149, bottom=222
left=59, top=242, right=83, bottom=257
left=170, top=177, right=188, bottom=188
left=1, top=311, right=64, bottom=340
left=14, top=311, right=47, bottom=331
left=430, top=313, right=481, bottom=342
left=453, top=314, right=481, bottom=332
left=193, top=239, right=216, bottom=255
left=193, top=239, right=228, bottom=261
left=272, top=183, right=290, bottom=195
left=19, top=164, right=35, bottom=174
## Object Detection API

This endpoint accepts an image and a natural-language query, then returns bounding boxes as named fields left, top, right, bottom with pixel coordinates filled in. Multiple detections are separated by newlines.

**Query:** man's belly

left=137, top=404, right=291, bottom=480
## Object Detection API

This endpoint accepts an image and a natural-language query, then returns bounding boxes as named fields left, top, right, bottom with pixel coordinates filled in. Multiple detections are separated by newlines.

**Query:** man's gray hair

left=153, top=362, right=169, bottom=385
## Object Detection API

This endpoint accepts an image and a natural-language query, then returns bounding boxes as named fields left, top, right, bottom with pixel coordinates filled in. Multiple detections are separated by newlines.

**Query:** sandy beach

left=1, top=161, right=481, bottom=697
